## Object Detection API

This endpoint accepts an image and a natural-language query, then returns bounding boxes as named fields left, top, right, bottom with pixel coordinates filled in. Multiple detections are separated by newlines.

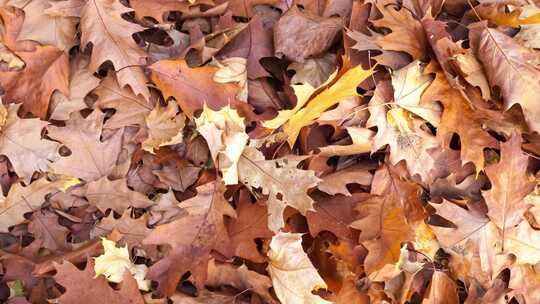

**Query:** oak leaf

left=53, top=260, right=144, bottom=304
left=483, top=133, right=535, bottom=232
left=47, top=110, right=123, bottom=182
left=195, top=105, right=248, bottom=185
left=150, top=59, right=251, bottom=119
left=238, top=146, right=320, bottom=231
left=28, top=210, right=69, bottom=251
left=267, top=232, right=332, bottom=304
left=278, top=63, right=374, bottom=146
left=91, top=211, right=151, bottom=247
left=80, top=0, right=149, bottom=99
left=142, top=181, right=235, bottom=296
left=478, top=28, right=540, bottom=133
left=0, top=177, right=78, bottom=232
left=50, top=57, right=100, bottom=121
left=85, top=177, right=153, bottom=214
left=227, top=194, right=273, bottom=262
left=317, top=165, right=373, bottom=196
left=274, top=6, right=342, bottom=62
left=93, top=74, right=153, bottom=129
left=0, top=104, right=59, bottom=183
left=142, top=102, right=186, bottom=153
left=206, top=259, right=275, bottom=303
left=217, top=15, right=273, bottom=79
left=0, top=44, right=69, bottom=118
left=94, top=238, right=150, bottom=291
left=11, top=0, right=78, bottom=50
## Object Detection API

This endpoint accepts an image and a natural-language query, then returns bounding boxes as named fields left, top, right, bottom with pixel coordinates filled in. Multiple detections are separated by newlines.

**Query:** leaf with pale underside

left=267, top=232, right=332, bottom=304
left=391, top=60, right=439, bottom=126
left=142, top=102, right=186, bottom=153
left=318, top=165, right=373, bottom=196
left=195, top=105, right=248, bottom=185
left=238, top=146, right=320, bottom=232
left=367, top=81, right=440, bottom=180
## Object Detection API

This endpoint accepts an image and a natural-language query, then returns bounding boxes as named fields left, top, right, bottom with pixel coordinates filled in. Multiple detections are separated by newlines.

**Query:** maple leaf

left=0, top=104, right=59, bottom=183
left=195, top=105, right=248, bottom=185
left=0, top=45, right=69, bottom=118
left=477, top=28, right=540, bottom=133
left=142, top=102, right=186, bottom=153
left=93, top=74, right=153, bottom=129
left=238, top=146, right=320, bottom=232
left=47, top=110, right=123, bottom=182
left=94, top=238, right=150, bottom=291
left=80, top=0, right=149, bottom=99
left=483, top=133, right=535, bottom=233
left=53, top=260, right=144, bottom=304
left=142, top=181, right=235, bottom=296
left=267, top=232, right=332, bottom=304
left=85, top=177, right=153, bottom=214
left=0, top=176, right=79, bottom=232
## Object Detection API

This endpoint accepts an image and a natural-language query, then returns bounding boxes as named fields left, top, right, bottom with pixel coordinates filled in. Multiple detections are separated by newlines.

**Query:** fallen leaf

left=94, top=237, right=150, bottom=291
left=195, top=105, right=248, bottom=185
left=53, top=260, right=144, bottom=304
left=80, top=0, right=149, bottom=99
left=85, top=177, right=153, bottom=214
left=0, top=44, right=69, bottom=118
left=267, top=232, right=332, bottom=304
left=0, top=104, right=59, bottom=183
left=274, top=7, right=342, bottom=62
left=142, top=102, right=186, bottom=153
left=238, top=146, right=320, bottom=231
left=47, top=110, right=123, bottom=182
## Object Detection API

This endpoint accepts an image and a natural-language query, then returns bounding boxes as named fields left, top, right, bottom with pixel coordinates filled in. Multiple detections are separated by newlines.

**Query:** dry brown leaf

left=267, top=232, right=332, bottom=304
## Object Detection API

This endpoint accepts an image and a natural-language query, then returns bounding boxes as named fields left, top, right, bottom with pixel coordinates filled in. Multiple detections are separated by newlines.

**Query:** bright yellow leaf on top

left=282, top=64, right=375, bottom=146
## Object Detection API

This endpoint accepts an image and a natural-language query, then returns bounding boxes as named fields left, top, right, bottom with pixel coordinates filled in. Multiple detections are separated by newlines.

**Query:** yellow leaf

left=267, top=232, right=332, bottom=304
left=94, top=238, right=150, bottom=291
left=283, top=64, right=375, bottom=146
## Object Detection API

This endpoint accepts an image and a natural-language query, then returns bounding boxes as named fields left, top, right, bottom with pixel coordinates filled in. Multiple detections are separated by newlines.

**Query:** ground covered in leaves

left=1, top=0, right=540, bottom=303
